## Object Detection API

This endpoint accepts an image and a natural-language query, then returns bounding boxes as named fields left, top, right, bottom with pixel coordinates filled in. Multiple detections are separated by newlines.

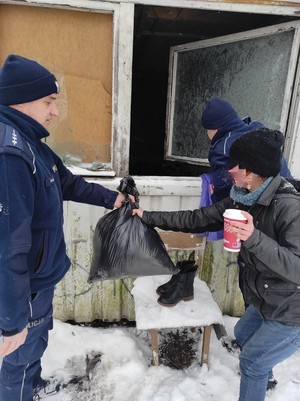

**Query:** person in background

left=201, top=97, right=292, bottom=203
left=0, top=54, right=129, bottom=401
left=132, top=128, right=300, bottom=401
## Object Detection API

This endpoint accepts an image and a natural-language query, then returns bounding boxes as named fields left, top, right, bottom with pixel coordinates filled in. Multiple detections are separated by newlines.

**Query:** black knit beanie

left=229, top=128, right=284, bottom=177
left=201, top=98, right=238, bottom=129
left=0, top=54, right=59, bottom=105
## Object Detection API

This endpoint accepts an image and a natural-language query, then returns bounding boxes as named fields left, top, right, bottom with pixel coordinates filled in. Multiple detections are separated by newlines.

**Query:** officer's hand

left=114, top=193, right=135, bottom=208
left=0, top=327, right=28, bottom=357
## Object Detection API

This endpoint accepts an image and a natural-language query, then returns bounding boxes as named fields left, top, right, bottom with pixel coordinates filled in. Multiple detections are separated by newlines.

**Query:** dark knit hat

left=0, top=54, right=59, bottom=105
left=201, top=98, right=238, bottom=129
left=229, top=128, right=284, bottom=177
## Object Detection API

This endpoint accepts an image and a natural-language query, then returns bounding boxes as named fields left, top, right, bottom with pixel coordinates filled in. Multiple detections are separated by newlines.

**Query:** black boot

left=157, top=262, right=198, bottom=307
left=156, top=260, right=196, bottom=296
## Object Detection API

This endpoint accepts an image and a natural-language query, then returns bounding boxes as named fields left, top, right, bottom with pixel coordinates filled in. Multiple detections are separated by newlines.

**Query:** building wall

left=1, top=0, right=298, bottom=323
left=0, top=4, right=114, bottom=163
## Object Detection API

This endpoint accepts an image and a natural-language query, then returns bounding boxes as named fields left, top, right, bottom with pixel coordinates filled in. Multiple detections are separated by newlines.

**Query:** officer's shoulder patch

left=0, top=122, right=36, bottom=173
left=0, top=122, right=24, bottom=151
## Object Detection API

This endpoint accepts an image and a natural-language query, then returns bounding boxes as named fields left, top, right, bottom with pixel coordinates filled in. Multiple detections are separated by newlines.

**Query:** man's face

left=228, top=165, right=248, bottom=188
left=207, top=129, right=218, bottom=141
left=11, top=94, right=59, bottom=128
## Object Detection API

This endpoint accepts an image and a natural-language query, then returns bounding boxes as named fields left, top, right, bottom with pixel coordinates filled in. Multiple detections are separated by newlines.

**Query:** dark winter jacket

left=142, top=175, right=300, bottom=326
left=208, top=117, right=292, bottom=202
left=0, top=105, right=118, bottom=336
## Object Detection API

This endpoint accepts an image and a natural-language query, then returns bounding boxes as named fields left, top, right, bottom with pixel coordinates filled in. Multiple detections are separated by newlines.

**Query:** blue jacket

left=208, top=116, right=292, bottom=203
left=0, top=105, right=118, bottom=336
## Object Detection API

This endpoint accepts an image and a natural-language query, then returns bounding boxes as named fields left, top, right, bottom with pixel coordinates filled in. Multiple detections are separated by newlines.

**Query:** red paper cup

left=223, top=209, right=247, bottom=252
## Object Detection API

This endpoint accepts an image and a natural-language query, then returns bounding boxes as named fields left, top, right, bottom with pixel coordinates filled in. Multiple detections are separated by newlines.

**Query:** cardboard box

left=159, top=231, right=205, bottom=250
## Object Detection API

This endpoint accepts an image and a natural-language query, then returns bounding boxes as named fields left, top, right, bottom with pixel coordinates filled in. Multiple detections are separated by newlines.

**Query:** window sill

left=67, top=165, right=116, bottom=177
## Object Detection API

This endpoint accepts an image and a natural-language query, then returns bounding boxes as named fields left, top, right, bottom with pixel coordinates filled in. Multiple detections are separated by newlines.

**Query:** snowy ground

left=35, top=314, right=300, bottom=401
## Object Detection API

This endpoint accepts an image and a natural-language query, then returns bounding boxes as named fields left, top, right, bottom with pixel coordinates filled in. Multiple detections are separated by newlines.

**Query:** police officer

left=0, top=54, right=127, bottom=401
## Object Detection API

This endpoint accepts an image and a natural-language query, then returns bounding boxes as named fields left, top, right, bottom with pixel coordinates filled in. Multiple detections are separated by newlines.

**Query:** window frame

left=165, top=20, right=300, bottom=166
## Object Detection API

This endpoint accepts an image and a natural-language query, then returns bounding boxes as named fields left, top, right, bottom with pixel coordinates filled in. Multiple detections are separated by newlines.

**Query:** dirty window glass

left=166, top=23, right=299, bottom=165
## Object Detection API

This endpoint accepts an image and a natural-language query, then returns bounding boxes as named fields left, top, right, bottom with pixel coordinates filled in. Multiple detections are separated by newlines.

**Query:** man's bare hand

left=0, top=327, right=28, bottom=357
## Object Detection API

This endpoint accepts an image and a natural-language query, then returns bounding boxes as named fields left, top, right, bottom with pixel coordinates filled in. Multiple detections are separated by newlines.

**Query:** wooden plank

left=201, top=325, right=212, bottom=365
left=1, top=1, right=299, bottom=17
left=112, top=2, right=134, bottom=176
left=150, top=329, right=160, bottom=366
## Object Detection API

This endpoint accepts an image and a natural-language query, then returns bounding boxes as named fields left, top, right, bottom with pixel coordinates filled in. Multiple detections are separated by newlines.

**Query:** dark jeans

left=0, top=288, right=54, bottom=401
left=234, top=305, right=300, bottom=401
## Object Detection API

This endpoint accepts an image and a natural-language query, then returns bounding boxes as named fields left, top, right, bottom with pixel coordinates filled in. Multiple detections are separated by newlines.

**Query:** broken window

left=165, top=21, right=300, bottom=166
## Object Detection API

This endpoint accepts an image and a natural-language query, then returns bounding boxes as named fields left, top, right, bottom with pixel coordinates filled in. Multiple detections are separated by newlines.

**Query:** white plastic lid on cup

left=223, top=209, right=247, bottom=221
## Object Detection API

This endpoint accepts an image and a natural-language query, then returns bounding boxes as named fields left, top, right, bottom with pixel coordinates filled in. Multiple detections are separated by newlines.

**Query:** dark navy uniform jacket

left=208, top=116, right=292, bottom=203
left=0, top=105, right=118, bottom=336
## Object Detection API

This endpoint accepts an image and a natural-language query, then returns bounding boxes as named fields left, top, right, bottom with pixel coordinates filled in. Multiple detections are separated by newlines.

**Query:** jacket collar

left=256, top=175, right=282, bottom=206
left=211, top=117, right=246, bottom=145
left=0, top=104, right=50, bottom=143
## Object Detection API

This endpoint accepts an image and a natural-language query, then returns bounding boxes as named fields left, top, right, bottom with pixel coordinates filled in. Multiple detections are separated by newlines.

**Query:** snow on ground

left=1, top=275, right=300, bottom=400
left=38, top=314, right=300, bottom=401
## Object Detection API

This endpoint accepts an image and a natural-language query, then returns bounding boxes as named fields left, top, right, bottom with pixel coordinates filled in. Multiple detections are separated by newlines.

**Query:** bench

left=132, top=275, right=223, bottom=366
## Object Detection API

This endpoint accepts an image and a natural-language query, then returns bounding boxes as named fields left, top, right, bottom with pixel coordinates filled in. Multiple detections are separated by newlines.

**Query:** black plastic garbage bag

left=88, top=200, right=179, bottom=282
left=117, top=175, right=140, bottom=208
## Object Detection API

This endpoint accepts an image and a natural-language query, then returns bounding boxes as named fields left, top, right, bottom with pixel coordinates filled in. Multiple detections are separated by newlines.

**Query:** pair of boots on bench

left=156, top=260, right=198, bottom=307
